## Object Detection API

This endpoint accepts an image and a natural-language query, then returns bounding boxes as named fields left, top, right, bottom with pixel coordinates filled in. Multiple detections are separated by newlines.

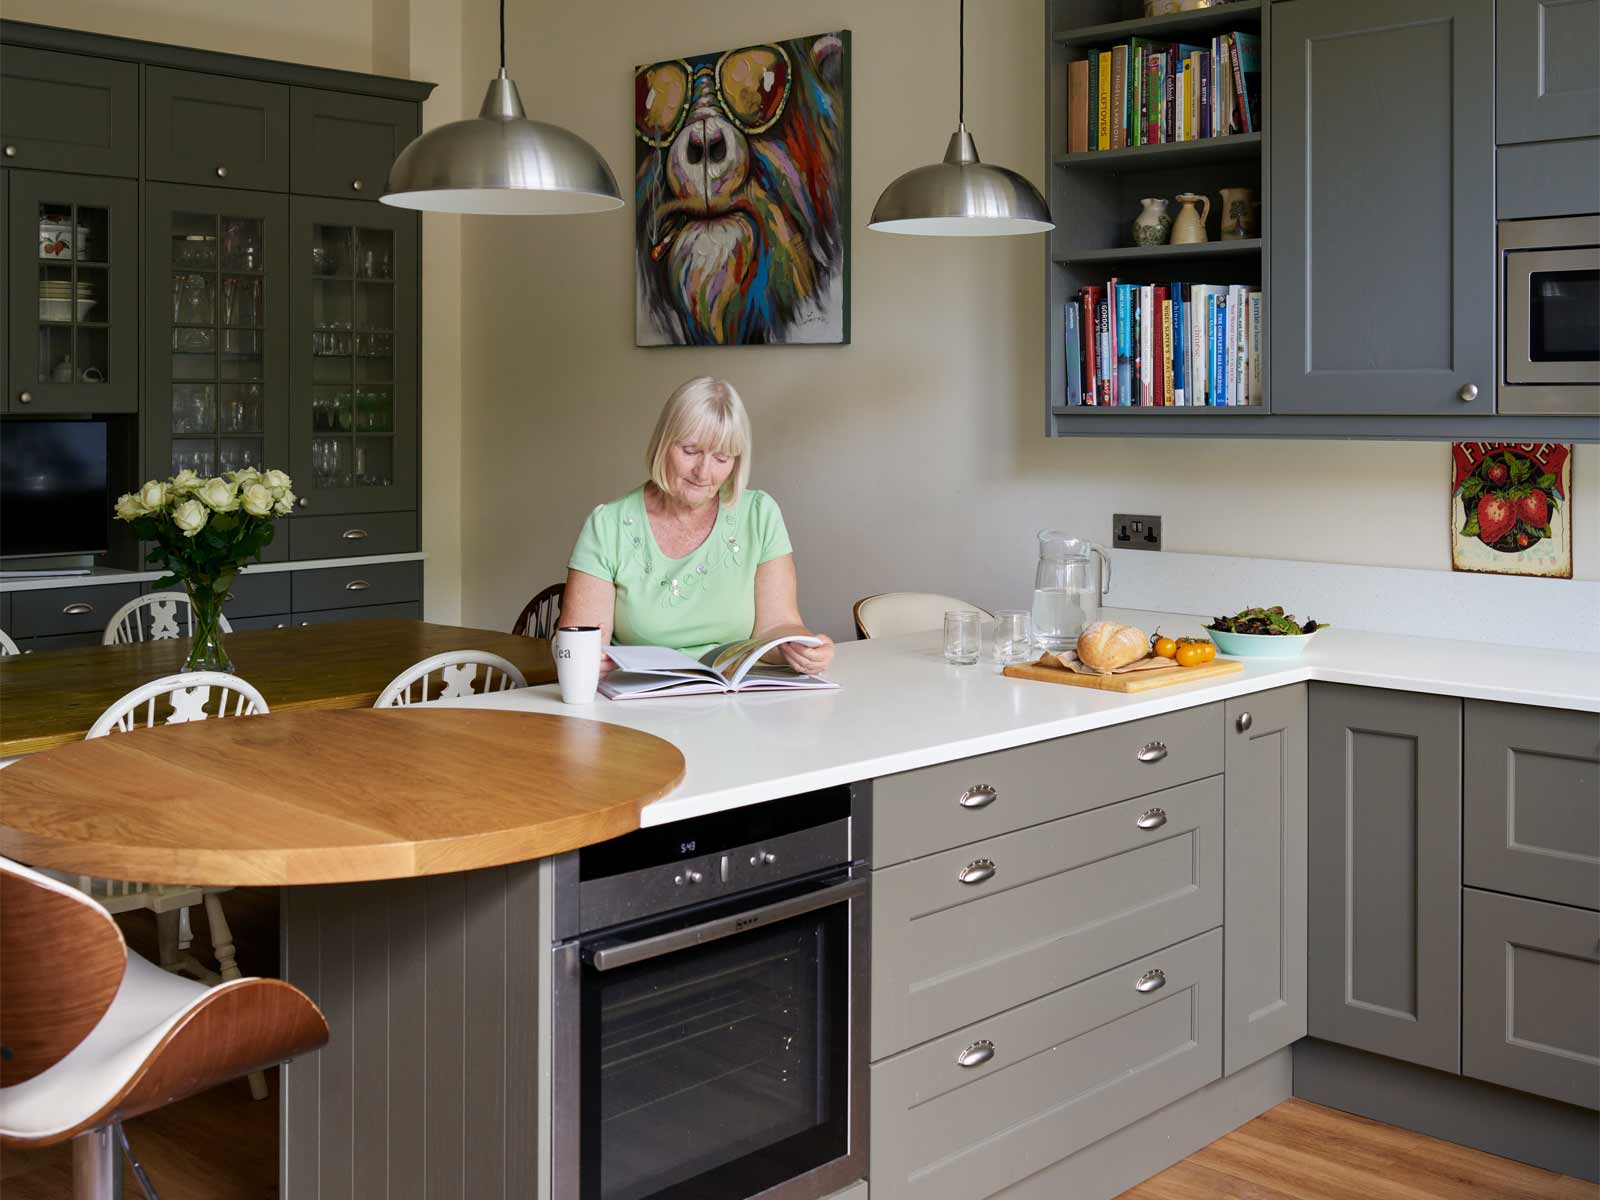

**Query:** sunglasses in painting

left=635, top=44, right=793, bottom=147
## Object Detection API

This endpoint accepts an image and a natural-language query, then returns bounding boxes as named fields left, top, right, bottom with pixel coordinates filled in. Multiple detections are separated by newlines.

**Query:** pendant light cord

left=499, top=0, right=506, bottom=73
left=958, top=0, right=965, bottom=128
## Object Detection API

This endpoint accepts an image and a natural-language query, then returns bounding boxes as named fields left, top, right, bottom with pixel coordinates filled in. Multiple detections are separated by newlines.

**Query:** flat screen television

left=1, top=420, right=110, bottom=559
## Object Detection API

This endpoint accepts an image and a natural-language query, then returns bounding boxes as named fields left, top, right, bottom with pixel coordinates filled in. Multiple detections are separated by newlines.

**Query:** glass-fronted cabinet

left=290, top=196, right=418, bottom=515
left=7, top=170, right=138, bottom=413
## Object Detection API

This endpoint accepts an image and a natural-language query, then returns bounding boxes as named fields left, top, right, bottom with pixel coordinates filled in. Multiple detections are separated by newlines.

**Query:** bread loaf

left=1076, top=621, right=1149, bottom=672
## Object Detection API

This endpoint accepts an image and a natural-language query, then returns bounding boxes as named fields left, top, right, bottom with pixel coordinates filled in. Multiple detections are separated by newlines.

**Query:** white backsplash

left=1108, top=550, right=1599, bottom=652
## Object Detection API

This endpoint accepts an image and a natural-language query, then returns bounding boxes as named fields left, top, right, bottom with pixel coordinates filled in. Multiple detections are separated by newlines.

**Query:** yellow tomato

left=1175, top=643, right=1207, bottom=668
left=1153, top=636, right=1178, bottom=659
left=1195, top=641, right=1217, bottom=663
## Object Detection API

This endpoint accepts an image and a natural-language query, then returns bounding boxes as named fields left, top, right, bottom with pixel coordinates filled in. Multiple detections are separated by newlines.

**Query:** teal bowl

left=1209, top=628, right=1318, bottom=659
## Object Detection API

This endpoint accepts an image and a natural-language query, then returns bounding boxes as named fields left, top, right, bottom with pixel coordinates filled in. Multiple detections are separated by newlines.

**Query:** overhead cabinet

left=0, top=46, right=139, bottom=177
left=289, top=89, right=419, bottom=201
left=144, top=68, right=290, bottom=191
left=1496, top=0, right=1600, bottom=144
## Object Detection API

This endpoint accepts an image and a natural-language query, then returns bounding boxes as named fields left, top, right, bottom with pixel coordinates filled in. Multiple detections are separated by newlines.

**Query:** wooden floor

left=4, top=889, right=1594, bottom=1200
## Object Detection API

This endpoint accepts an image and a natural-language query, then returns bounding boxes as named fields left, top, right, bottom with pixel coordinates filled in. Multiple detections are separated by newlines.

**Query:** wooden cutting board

left=1003, top=656, right=1244, bottom=692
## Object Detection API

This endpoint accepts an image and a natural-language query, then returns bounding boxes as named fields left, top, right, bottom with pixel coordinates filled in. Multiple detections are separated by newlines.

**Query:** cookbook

left=600, top=635, right=838, bottom=700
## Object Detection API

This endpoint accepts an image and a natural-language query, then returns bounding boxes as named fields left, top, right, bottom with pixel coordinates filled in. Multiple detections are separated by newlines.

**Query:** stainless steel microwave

left=1498, top=215, right=1600, bottom=415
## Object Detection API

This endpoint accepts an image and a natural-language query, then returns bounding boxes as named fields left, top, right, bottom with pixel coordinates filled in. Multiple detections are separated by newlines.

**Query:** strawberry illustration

left=1477, top=494, right=1516, bottom=545
left=1516, top=532, right=1531, bottom=548
left=1515, top=490, right=1550, bottom=529
left=1484, top=458, right=1511, bottom=486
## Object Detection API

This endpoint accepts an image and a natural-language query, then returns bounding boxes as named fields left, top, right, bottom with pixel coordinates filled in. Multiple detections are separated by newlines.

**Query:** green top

left=568, top=486, right=793, bottom=658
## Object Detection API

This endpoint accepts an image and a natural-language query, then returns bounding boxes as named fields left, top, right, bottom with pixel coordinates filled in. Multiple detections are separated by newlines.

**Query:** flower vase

left=184, top=581, right=233, bottom=673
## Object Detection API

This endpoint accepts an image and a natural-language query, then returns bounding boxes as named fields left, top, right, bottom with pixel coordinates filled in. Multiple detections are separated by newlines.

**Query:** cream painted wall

left=455, top=0, right=1595, bottom=638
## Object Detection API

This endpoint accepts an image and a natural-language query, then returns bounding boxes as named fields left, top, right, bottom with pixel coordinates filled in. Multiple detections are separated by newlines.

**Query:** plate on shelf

left=38, top=298, right=96, bottom=321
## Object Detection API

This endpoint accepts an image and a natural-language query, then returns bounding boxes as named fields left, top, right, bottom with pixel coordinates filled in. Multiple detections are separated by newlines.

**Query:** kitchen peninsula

left=5, top=610, right=1596, bottom=1198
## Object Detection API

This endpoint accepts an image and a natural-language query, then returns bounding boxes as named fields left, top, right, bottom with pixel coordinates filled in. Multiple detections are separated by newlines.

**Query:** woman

left=559, top=377, right=835, bottom=676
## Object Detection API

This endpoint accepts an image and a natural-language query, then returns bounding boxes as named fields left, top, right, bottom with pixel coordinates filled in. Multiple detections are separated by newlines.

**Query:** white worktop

left=0, top=552, right=426, bottom=592
left=443, top=608, right=1600, bottom=829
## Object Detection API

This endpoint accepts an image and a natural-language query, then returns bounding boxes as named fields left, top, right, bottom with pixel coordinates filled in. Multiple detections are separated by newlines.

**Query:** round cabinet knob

left=17, top=391, right=32, bottom=405
left=1458, top=383, right=1479, bottom=403
left=296, top=497, right=309, bottom=508
left=352, top=178, right=364, bottom=192
left=3, top=145, right=16, bottom=158
left=215, top=165, right=229, bottom=178
left=1236, top=712, right=1253, bottom=733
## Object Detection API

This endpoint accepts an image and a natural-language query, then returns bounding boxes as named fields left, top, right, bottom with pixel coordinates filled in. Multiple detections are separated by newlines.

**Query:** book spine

left=1160, top=293, right=1174, bottom=407
left=1229, top=34, right=1248, bottom=135
left=1145, top=53, right=1160, bottom=145
left=1125, top=45, right=1138, bottom=148
left=1235, top=284, right=1249, bottom=405
left=1110, top=46, right=1126, bottom=149
left=1248, top=290, right=1263, bottom=405
left=1064, top=302, right=1082, bottom=406
left=1132, top=47, right=1144, bottom=145
left=1164, top=48, right=1177, bottom=144
left=1105, top=276, right=1120, bottom=406
left=1116, top=284, right=1134, bottom=406
left=1218, top=37, right=1234, bottom=135
left=1176, top=63, right=1186, bottom=142
left=1081, top=289, right=1098, bottom=404
left=1213, top=296, right=1227, bottom=406
left=1067, top=59, right=1089, bottom=154
left=1199, top=48, right=1211, bottom=139
left=1139, top=286, right=1153, bottom=406
left=1097, top=51, right=1112, bottom=150
left=1100, top=295, right=1115, bottom=400
left=1172, top=284, right=1186, bottom=405
left=1087, top=52, right=1100, bottom=151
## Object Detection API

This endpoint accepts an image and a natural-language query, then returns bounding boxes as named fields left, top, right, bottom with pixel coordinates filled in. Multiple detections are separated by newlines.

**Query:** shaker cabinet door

left=1308, top=684, right=1463, bottom=1074
left=0, top=46, right=139, bottom=178
left=145, top=68, right=290, bottom=192
left=290, top=88, right=419, bottom=201
left=1270, top=0, right=1495, bottom=415
left=1497, top=0, right=1600, bottom=144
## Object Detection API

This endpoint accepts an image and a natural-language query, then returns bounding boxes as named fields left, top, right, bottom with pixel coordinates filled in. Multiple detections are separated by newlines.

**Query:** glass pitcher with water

left=1032, top=531, right=1112, bottom=651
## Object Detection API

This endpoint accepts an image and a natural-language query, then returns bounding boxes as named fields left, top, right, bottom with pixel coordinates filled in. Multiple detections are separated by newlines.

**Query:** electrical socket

left=1113, top=513, right=1163, bottom=552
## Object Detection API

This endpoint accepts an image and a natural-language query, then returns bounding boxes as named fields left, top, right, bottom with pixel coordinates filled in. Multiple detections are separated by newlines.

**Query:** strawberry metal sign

left=1451, top=443, right=1572, bottom=578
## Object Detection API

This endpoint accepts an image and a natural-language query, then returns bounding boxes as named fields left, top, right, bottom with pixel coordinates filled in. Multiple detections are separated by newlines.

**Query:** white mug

left=553, top=626, right=602, bottom=704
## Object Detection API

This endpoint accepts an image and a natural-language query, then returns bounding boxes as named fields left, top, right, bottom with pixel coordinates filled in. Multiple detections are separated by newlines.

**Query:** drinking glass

left=990, top=610, right=1035, bottom=666
left=943, top=610, right=980, bottom=665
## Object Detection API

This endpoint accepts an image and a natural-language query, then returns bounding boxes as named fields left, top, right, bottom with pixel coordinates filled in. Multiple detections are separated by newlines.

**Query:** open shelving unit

left=1046, top=0, right=1267, bottom=431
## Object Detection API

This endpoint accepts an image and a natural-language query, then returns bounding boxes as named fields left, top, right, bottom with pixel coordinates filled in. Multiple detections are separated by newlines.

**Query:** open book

left=599, top=635, right=839, bottom=700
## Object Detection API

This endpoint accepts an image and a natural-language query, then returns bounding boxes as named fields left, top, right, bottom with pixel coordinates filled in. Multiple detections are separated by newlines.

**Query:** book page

left=702, top=634, right=824, bottom=687
left=606, top=644, right=725, bottom=680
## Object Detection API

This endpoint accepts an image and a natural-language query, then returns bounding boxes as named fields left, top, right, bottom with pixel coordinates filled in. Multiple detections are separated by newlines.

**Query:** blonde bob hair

left=646, top=377, right=752, bottom=507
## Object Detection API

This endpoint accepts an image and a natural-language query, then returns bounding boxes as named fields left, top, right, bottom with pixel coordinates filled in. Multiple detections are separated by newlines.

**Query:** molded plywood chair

left=852, top=592, right=993, bottom=640
left=374, top=650, right=529, bottom=708
left=101, top=590, right=233, bottom=646
left=0, top=628, right=19, bottom=655
left=0, top=856, right=329, bottom=1200
left=512, top=582, right=565, bottom=639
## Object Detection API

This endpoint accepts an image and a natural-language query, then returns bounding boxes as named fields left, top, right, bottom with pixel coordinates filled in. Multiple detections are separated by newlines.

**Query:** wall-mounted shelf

left=1056, top=238, right=1261, bottom=266
left=1053, top=0, right=1262, bottom=47
left=1055, top=132, right=1261, bottom=171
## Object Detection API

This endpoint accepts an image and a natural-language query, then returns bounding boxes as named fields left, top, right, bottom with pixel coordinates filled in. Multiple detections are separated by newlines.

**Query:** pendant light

left=381, top=0, right=623, bottom=215
left=869, top=0, right=1053, bottom=236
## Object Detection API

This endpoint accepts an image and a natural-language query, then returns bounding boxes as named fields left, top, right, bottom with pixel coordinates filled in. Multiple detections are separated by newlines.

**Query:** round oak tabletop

left=0, top=708, right=686, bottom=886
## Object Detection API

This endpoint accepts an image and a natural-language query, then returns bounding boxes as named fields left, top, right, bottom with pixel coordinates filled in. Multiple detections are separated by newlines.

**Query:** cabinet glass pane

left=172, top=383, right=216, bottom=433
left=311, top=436, right=353, bottom=488
left=221, top=218, right=263, bottom=272
left=355, top=386, right=393, bottom=432
left=313, top=278, right=353, bottom=331
left=355, top=228, right=393, bottom=280
left=312, top=225, right=351, bottom=277
left=354, top=283, right=393, bottom=331
left=37, top=201, right=114, bottom=384
left=312, top=386, right=353, bottom=433
left=221, top=274, right=263, bottom=329
left=36, top=325, right=72, bottom=384
left=351, top=436, right=393, bottom=487
left=172, top=439, right=217, bottom=476
left=217, top=438, right=263, bottom=474
left=219, top=383, right=263, bottom=434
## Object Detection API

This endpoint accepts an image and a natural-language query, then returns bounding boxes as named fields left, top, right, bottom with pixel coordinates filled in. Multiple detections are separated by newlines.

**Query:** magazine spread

left=599, top=635, right=838, bottom=700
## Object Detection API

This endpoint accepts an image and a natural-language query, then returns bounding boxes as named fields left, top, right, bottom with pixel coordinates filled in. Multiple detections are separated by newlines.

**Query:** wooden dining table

left=0, top=618, right=555, bottom=757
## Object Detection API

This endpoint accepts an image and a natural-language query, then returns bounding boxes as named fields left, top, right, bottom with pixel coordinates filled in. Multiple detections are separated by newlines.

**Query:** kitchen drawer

left=1, top=46, right=140, bottom=177
left=872, top=776, right=1223, bottom=1058
left=141, top=572, right=291, bottom=620
left=144, top=68, right=289, bottom=191
left=291, top=561, right=419, bottom=612
left=292, top=601, right=420, bottom=626
left=871, top=703, right=1222, bottom=867
left=871, top=928, right=1221, bottom=1200
left=290, top=511, right=417, bottom=560
left=290, top=88, right=419, bottom=200
left=229, top=613, right=292, bottom=631
left=1463, top=888, right=1600, bottom=1110
left=1, top=592, right=12, bottom=638
left=11, top=583, right=138, bottom=640
left=11, top=631, right=104, bottom=654
left=1465, top=701, right=1599, bottom=911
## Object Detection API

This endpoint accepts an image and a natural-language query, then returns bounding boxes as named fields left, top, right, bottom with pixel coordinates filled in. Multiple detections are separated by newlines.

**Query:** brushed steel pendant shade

left=869, top=0, right=1052, bottom=236
left=381, top=0, right=622, bottom=215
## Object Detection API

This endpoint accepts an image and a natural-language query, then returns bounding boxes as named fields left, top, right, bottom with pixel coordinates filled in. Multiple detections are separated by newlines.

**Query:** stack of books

left=1064, top=281, right=1262, bottom=407
left=1066, top=31, right=1260, bottom=153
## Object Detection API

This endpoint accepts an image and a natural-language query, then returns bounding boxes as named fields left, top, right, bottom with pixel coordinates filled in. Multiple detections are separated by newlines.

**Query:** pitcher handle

left=1093, top=543, right=1112, bottom=597
left=1198, top=194, right=1211, bottom=230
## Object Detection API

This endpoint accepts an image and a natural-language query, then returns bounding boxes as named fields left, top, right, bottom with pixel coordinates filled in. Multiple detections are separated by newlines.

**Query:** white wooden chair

left=0, top=628, right=19, bottom=655
left=100, top=589, right=233, bottom=645
left=374, top=650, right=529, bottom=708
left=852, top=592, right=993, bottom=640
left=66, top=671, right=272, bottom=1100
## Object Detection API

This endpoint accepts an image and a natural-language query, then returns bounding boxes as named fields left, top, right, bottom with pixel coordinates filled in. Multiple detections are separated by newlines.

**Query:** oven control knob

left=682, top=868, right=704, bottom=885
left=749, top=851, right=778, bottom=866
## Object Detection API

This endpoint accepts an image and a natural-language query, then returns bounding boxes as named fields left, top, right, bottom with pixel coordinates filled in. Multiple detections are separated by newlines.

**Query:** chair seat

left=0, top=950, right=326, bottom=1147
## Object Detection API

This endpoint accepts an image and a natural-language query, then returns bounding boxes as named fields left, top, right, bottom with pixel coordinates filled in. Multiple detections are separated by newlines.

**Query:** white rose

left=262, top=468, right=293, bottom=495
left=229, top=466, right=262, bottom=487
left=169, top=469, right=202, bottom=493
left=138, top=480, right=168, bottom=512
left=240, top=482, right=275, bottom=517
left=197, top=477, right=239, bottom=512
left=172, top=498, right=209, bottom=537
left=273, top=488, right=297, bottom=515
left=114, top=493, right=146, bottom=521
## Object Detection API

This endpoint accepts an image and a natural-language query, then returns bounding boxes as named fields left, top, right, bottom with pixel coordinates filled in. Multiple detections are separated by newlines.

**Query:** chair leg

left=154, top=910, right=181, bottom=971
left=114, top=1122, right=159, bottom=1200
left=72, top=1126, right=123, bottom=1200
left=202, top=893, right=268, bottom=1102
left=176, top=905, right=193, bottom=951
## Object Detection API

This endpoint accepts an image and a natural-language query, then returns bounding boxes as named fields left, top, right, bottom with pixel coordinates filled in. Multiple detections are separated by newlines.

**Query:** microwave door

left=1505, top=247, right=1600, bottom=387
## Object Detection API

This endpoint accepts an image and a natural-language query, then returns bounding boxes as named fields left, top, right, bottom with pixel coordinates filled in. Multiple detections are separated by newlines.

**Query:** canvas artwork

left=634, top=32, right=849, bottom=347
left=1450, top=442, right=1573, bottom=578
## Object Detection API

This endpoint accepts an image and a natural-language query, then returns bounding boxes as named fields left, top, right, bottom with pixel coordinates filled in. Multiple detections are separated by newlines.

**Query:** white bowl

left=38, top=298, right=96, bottom=321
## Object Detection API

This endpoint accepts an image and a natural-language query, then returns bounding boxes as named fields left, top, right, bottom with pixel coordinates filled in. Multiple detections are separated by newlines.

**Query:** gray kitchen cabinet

left=1223, top=685, right=1307, bottom=1076
left=1462, top=888, right=1600, bottom=1110
left=1269, top=0, right=1495, bottom=416
left=7, top=169, right=138, bottom=413
left=0, top=46, right=139, bottom=178
left=1497, top=0, right=1600, bottom=144
left=10, top=580, right=138, bottom=640
left=290, top=88, right=419, bottom=201
left=144, top=67, right=290, bottom=192
left=289, top=559, right=420, bottom=612
left=1464, top=700, right=1600, bottom=911
left=289, top=510, right=417, bottom=559
left=1308, top=684, right=1463, bottom=1073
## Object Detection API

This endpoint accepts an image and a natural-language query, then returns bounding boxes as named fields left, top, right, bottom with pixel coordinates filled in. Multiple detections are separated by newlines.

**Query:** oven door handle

left=583, top=874, right=867, bottom=973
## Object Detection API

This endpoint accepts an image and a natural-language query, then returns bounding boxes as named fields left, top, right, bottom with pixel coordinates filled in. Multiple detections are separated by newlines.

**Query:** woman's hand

left=780, top=634, right=834, bottom=677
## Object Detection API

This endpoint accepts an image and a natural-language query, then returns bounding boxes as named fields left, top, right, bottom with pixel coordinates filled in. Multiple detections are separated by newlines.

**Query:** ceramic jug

left=1132, top=198, right=1172, bottom=247
left=1220, top=187, right=1259, bottom=239
left=1170, top=192, right=1210, bottom=244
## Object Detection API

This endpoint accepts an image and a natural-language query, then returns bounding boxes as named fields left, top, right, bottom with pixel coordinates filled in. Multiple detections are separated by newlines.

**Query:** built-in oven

left=1499, top=214, right=1600, bottom=414
left=551, top=786, right=868, bottom=1200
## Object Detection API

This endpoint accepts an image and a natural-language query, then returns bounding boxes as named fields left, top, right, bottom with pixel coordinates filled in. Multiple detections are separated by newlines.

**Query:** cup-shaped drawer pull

left=958, top=783, right=997, bottom=810
left=345, top=579, right=371, bottom=591
left=1136, top=741, right=1168, bottom=764
left=957, top=859, right=996, bottom=886
left=62, top=602, right=95, bottom=615
left=956, top=1039, right=995, bottom=1069
left=1135, top=807, right=1167, bottom=831
left=341, top=528, right=369, bottom=540
left=1135, top=969, right=1166, bottom=995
